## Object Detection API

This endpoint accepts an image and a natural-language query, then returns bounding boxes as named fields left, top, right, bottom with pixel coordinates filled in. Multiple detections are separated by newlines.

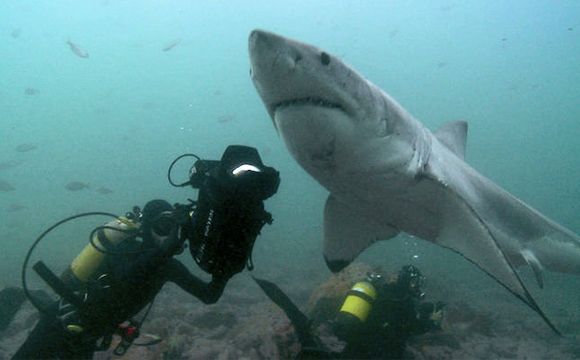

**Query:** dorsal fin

left=434, top=120, right=468, bottom=159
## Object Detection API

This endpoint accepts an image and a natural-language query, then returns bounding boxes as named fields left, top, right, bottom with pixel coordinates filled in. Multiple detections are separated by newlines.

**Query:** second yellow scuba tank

left=339, top=280, right=378, bottom=323
left=70, top=217, right=140, bottom=283
left=333, top=274, right=381, bottom=341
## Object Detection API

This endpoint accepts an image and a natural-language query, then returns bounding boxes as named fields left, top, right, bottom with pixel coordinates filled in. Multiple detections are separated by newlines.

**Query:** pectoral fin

left=323, top=195, right=399, bottom=272
left=521, top=249, right=544, bottom=289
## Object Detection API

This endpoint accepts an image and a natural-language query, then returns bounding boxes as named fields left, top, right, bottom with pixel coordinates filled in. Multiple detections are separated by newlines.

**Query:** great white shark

left=248, top=30, right=579, bottom=334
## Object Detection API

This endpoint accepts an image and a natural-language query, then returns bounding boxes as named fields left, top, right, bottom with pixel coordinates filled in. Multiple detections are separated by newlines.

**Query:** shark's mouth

left=273, top=97, right=344, bottom=113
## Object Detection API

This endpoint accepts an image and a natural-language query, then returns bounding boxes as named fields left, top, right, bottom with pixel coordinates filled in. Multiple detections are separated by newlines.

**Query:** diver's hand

left=211, top=272, right=232, bottom=286
left=430, top=309, right=443, bottom=323
left=57, top=297, right=84, bottom=333
left=429, top=301, right=446, bottom=326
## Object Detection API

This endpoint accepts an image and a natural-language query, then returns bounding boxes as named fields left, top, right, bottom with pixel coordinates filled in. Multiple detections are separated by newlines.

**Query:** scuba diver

left=332, top=265, right=444, bottom=359
left=254, top=265, right=444, bottom=359
left=12, top=145, right=280, bottom=359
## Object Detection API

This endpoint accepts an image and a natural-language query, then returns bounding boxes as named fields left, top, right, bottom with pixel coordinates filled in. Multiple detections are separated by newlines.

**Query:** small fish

left=217, top=114, right=235, bottom=124
left=96, top=186, right=113, bottom=195
left=162, top=40, right=181, bottom=52
left=11, top=28, right=22, bottom=39
left=66, top=40, right=89, bottom=59
left=0, top=180, right=15, bottom=192
left=65, top=181, right=89, bottom=191
left=15, top=144, right=37, bottom=152
left=6, top=203, right=26, bottom=212
left=0, top=160, right=22, bottom=171
left=94, top=107, right=108, bottom=115
left=24, top=88, right=39, bottom=96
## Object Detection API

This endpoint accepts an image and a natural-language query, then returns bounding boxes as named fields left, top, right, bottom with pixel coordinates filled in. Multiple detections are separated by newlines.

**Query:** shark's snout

left=250, top=29, right=349, bottom=120
left=250, top=30, right=307, bottom=119
left=249, top=30, right=273, bottom=56
left=249, top=30, right=302, bottom=74
left=249, top=30, right=279, bottom=53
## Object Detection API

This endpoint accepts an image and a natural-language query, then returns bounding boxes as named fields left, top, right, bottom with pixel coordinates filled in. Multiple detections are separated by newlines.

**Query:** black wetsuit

left=335, top=282, right=438, bottom=359
left=13, top=239, right=227, bottom=359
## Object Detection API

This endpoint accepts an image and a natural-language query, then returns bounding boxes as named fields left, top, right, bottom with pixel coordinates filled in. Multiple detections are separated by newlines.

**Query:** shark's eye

left=320, top=52, right=331, bottom=66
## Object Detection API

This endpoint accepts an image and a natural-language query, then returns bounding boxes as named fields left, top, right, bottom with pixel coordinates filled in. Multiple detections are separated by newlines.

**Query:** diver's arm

left=163, top=259, right=228, bottom=304
left=413, top=301, right=444, bottom=333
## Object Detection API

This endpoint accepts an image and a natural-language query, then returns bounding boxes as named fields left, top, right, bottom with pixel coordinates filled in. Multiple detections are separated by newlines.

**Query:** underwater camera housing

left=183, top=145, right=280, bottom=278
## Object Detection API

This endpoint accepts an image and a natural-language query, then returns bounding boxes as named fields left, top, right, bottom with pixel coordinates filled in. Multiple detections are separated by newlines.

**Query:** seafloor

left=1, top=262, right=578, bottom=359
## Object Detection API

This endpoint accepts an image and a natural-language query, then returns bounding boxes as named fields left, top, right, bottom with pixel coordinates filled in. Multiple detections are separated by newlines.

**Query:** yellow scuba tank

left=339, top=280, right=378, bottom=323
left=70, top=217, right=139, bottom=282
